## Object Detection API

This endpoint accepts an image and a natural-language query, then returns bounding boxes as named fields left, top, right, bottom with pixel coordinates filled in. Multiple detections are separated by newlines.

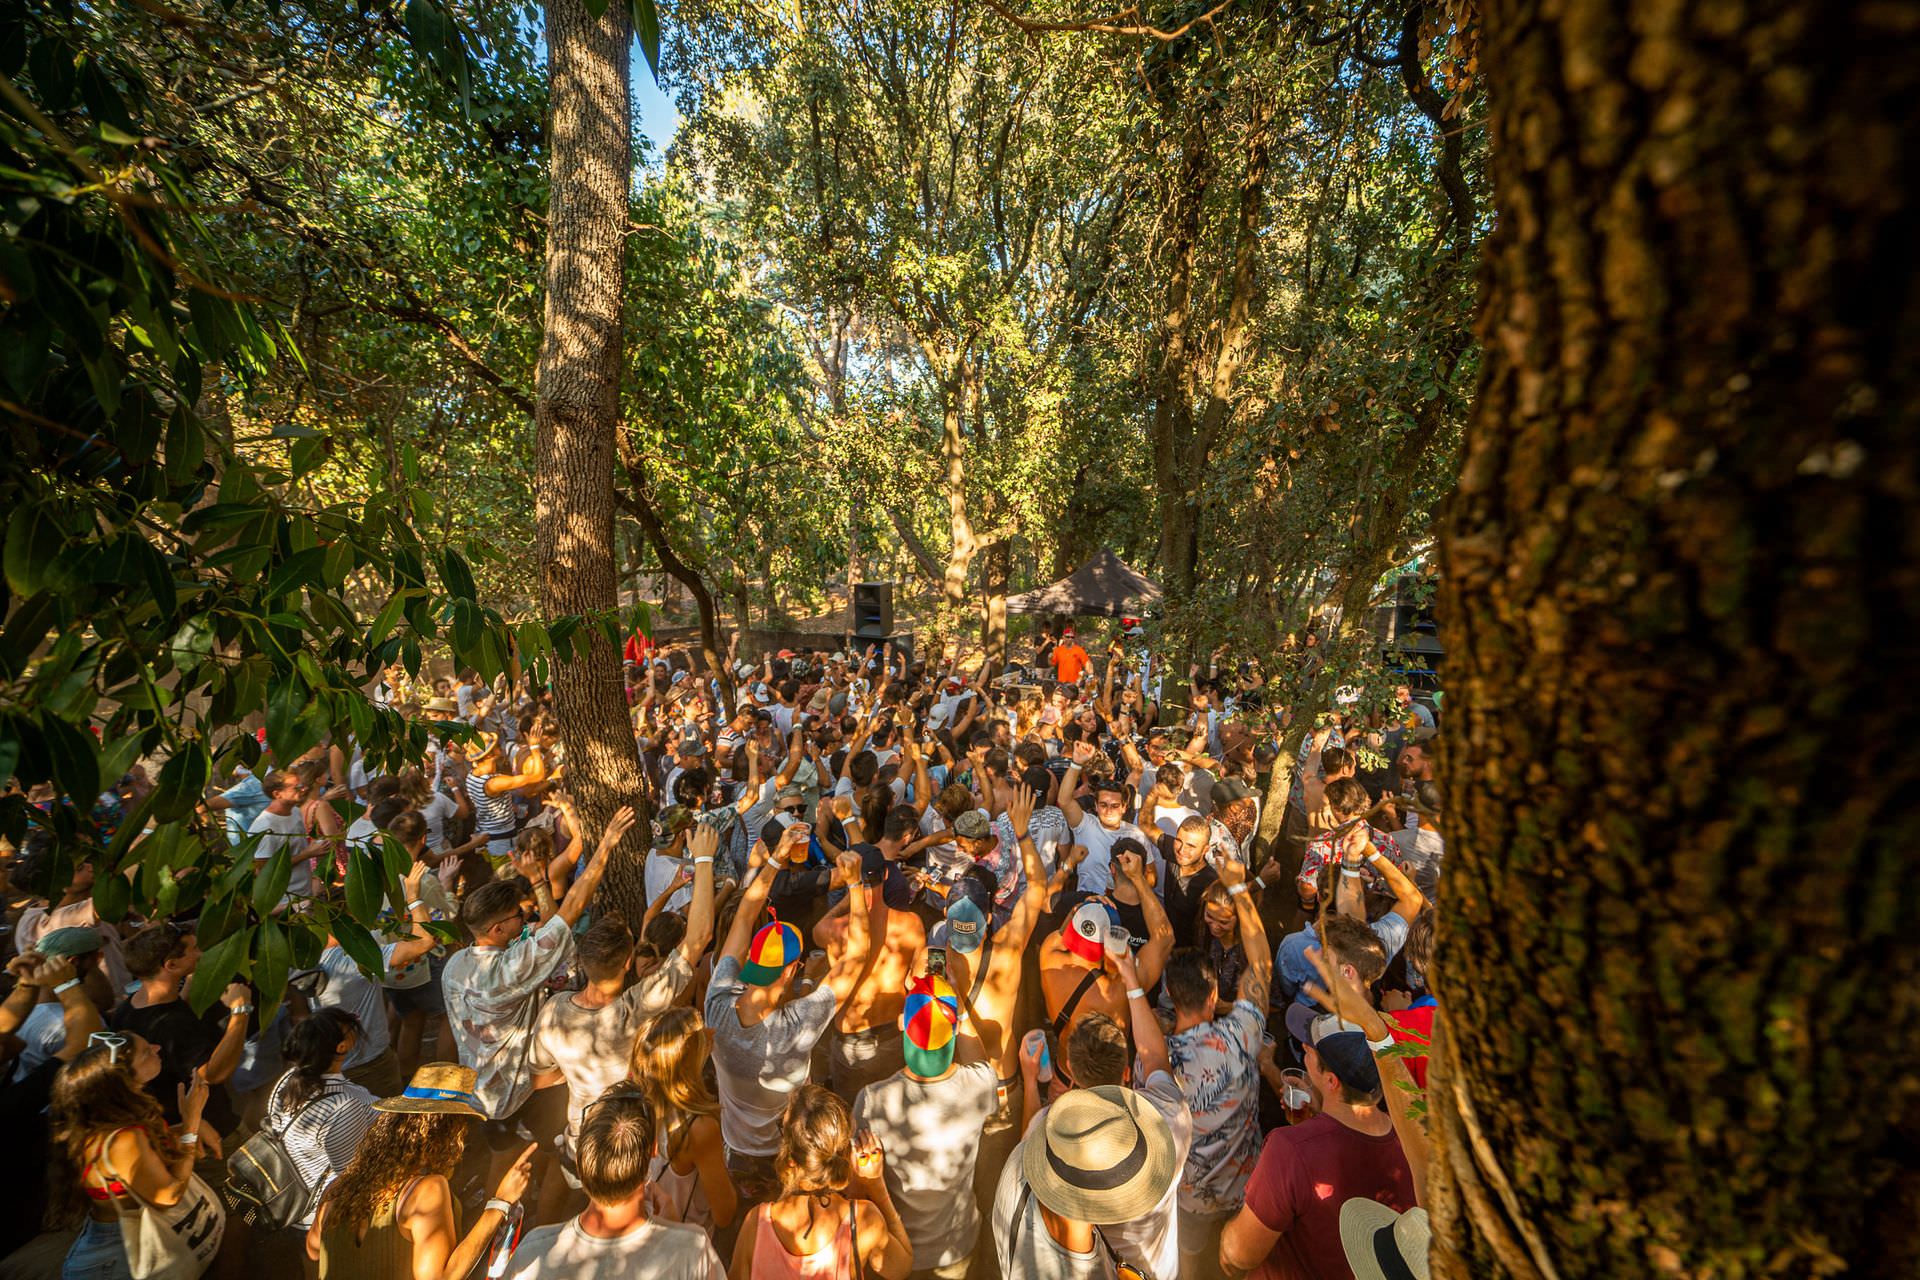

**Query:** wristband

left=1226, top=882, right=1249, bottom=897
left=1125, top=987, right=1145, bottom=1001
left=406, top=900, right=426, bottom=912
left=483, top=1198, right=513, bottom=1216
left=1253, top=874, right=1269, bottom=891
left=179, top=1132, right=199, bottom=1146
left=1340, top=869, right=1363, bottom=878
left=1365, top=850, right=1385, bottom=864
left=693, top=856, right=714, bottom=865
left=53, top=978, right=81, bottom=995
left=229, top=1004, right=254, bottom=1017
left=1367, top=1031, right=1397, bottom=1053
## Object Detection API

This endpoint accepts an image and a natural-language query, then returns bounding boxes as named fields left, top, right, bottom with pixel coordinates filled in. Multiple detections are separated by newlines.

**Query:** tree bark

left=534, top=0, right=644, bottom=916
left=979, top=536, right=1010, bottom=675
left=939, top=364, right=980, bottom=616
left=1431, top=2, right=1920, bottom=1275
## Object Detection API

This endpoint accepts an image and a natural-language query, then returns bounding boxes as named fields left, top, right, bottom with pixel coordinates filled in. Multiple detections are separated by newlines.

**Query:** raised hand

left=1114, top=848, right=1145, bottom=885
left=1009, top=782, right=1035, bottom=839
left=851, top=1127, right=886, bottom=1189
left=687, top=823, right=720, bottom=862
left=178, top=1066, right=209, bottom=1130
left=598, top=805, right=638, bottom=851
left=493, top=1142, right=540, bottom=1205
left=1216, top=856, right=1248, bottom=888
left=220, top=980, right=251, bottom=1011
left=834, top=848, right=864, bottom=888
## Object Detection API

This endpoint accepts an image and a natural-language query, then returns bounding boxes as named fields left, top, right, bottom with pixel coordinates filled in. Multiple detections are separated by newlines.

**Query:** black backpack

left=224, top=1086, right=337, bottom=1229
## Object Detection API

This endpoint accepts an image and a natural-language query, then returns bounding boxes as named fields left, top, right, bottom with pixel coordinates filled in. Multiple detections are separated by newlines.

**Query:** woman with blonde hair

left=306, top=1064, right=534, bottom=1280
left=730, top=1085, right=911, bottom=1279
left=50, top=1035, right=225, bottom=1280
left=626, top=1007, right=737, bottom=1231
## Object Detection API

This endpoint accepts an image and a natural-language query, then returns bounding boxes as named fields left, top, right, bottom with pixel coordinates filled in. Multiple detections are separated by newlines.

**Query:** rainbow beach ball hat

left=741, top=916, right=804, bottom=985
left=903, top=974, right=960, bottom=1075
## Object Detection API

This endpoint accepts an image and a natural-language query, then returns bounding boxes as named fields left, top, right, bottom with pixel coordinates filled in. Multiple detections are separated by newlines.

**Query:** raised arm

left=1057, top=753, right=1087, bottom=829
left=1217, top=857, right=1271, bottom=1008
left=386, top=863, right=438, bottom=972
left=998, top=783, right=1049, bottom=953
left=1115, top=848, right=1175, bottom=993
left=678, top=823, right=720, bottom=965
left=1112, top=944, right=1170, bottom=1081
left=554, top=806, right=638, bottom=927
left=821, top=850, right=872, bottom=1007
left=719, top=833, right=782, bottom=966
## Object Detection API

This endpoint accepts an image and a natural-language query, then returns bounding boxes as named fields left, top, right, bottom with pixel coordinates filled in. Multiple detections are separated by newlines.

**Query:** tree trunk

left=533, top=0, right=644, bottom=917
left=939, top=366, right=979, bottom=615
left=979, top=536, right=1010, bottom=676
left=1430, top=2, right=1920, bottom=1275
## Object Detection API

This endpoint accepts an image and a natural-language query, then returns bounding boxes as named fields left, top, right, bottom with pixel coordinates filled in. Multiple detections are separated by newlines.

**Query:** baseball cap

left=1062, top=899, right=1119, bottom=965
left=1211, top=777, right=1254, bottom=809
left=1309, top=1021, right=1383, bottom=1095
left=945, top=895, right=989, bottom=954
left=677, top=730, right=706, bottom=756
left=903, top=974, right=960, bottom=1076
left=654, top=805, right=694, bottom=840
left=740, top=918, right=804, bottom=985
left=752, top=682, right=772, bottom=705
left=37, top=927, right=105, bottom=958
left=954, top=809, right=993, bottom=841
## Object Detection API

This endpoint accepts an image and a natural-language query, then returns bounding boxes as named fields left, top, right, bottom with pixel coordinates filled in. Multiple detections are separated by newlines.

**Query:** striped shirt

left=465, top=771, right=518, bottom=837
left=264, top=1073, right=377, bottom=1228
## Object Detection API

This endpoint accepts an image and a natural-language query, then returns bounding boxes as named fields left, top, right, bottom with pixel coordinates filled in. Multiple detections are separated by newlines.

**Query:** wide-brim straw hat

left=1341, top=1199, right=1431, bottom=1280
left=373, top=1063, right=488, bottom=1117
left=1022, top=1085, right=1177, bottom=1224
left=423, top=697, right=459, bottom=715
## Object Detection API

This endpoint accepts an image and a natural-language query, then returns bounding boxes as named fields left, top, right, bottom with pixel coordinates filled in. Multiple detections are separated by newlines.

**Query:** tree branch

left=980, top=0, right=1237, bottom=42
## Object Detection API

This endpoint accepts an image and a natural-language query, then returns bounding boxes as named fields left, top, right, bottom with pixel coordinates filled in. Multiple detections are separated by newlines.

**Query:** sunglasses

left=781, top=805, right=806, bottom=816
left=580, top=1082, right=650, bottom=1130
left=88, top=1031, right=130, bottom=1064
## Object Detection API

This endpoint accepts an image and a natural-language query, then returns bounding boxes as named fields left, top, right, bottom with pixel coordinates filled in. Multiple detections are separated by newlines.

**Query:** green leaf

left=439, top=548, right=478, bottom=600
left=264, top=546, right=327, bottom=602
left=152, top=743, right=209, bottom=821
left=253, top=918, right=291, bottom=1024
left=344, top=842, right=382, bottom=926
left=0, top=589, right=58, bottom=680
left=93, top=869, right=132, bottom=923
left=252, top=845, right=292, bottom=915
left=330, top=916, right=386, bottom=985
left=366, top=591, right=408, bottom=651
left=633, top=0, right=662, bottom=75
left=40, top=711, right=99, bottom=805
left=163, top=406, right=204, bottom=488
left=4, top=503, right=65, bottom=597
left=189, top=925, right=253, bottom=1015
left=266, top=675, right=311, bottom=762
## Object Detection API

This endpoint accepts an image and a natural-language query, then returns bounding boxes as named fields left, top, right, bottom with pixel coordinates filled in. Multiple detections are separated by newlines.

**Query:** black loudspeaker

left=852, top=582, right=894, bottom=639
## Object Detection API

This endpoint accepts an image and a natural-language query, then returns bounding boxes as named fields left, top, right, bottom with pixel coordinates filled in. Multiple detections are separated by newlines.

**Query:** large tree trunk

left=979, top=536, right=1010, bottom=675
left=534, top=0, right=644, bottom=915
left=1430, top=2, right=1920, bottom=1275
left=938, top=365, right=980, bottom=616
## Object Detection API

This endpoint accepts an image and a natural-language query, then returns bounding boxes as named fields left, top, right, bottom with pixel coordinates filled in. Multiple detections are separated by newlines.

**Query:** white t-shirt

left=248, top=807, right=313, bottom=904
left=504, top=1216, right=724, bottom=1280
left=530, top=953, right=693, bottom=1149
left=854, top=1062, right=998, bottom=1269
left=1071, top=815, right=1153, bottom=895
left=703, top=955, right=838, bottom=1157
left=644, top=849, right=695, bottom=916
left=1149, top=803, right=1200, bottom=840
left=420, top=792, right=459, bottom=854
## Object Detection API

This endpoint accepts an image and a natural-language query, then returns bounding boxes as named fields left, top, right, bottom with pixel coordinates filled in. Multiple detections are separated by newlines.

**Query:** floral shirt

left=1168, top=999, right=1267, bottom=1214
left=441, top=915, right=576, bottom=1118
left=1296, top=825, right=1407, bottom=897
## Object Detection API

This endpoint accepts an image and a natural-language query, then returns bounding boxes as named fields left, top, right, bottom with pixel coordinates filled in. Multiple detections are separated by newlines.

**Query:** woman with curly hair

left=305, top=1064, right=534, bottom=1280
left=627, top=1007, right=737, bottom=1231
left=729, top=1085, right=911, bottom=1279
left=50, top=1034, right=225, bottom=1279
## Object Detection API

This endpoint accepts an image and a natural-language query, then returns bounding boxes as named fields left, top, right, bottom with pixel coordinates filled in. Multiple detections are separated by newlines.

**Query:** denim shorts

left=63, top=1217, right=132, bottom=1280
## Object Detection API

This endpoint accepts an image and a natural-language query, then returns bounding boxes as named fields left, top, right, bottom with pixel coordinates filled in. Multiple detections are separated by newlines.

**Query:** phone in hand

left=926, top=946, right=946, bottom=977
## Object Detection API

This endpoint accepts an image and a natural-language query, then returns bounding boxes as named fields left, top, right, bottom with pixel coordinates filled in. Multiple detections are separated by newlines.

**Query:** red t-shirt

left=1387, top=1003, right=1435, bottom=1088
left=1242, top=1114, right=1416, bottom=1279
left=1051, top=642, right=1091, bottom=685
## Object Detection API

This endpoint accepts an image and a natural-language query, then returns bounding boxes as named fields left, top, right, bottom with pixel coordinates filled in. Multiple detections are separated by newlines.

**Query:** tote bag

left=84, top=1128, right=226, bottom=1280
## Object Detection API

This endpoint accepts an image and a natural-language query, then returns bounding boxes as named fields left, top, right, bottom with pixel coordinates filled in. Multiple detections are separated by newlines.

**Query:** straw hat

left=1341, top=1200, right=1430, bottom=1280
left=423, top=696, right=459, bottom=716
left=373, top=1063, right=488, bottom=1117
left=1022, top=1085, right=1177, bottom=1224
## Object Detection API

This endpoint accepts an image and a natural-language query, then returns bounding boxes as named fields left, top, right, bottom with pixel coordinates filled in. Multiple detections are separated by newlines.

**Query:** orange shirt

left=1051, top=642, right=1091, bottom=685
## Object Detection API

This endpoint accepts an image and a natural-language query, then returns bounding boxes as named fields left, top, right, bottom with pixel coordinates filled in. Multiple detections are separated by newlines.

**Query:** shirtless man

left=813, top=844, right=927, bottom=1098
left=1037, top=846, right=1175, bottom=1049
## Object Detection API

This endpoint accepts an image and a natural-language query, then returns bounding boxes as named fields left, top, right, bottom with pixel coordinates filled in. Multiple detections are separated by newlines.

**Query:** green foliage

left=0, top=3, right=623, bottom=1017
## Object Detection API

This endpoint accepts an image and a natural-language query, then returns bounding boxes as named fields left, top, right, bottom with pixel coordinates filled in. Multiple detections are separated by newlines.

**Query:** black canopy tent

left=1004, top=549, right=1163, bottom=618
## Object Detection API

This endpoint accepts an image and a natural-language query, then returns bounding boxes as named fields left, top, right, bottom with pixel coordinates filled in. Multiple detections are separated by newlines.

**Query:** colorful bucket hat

left=903, top=974, right=960, bottom=1076
left=741, top=917, right=804, bottom=986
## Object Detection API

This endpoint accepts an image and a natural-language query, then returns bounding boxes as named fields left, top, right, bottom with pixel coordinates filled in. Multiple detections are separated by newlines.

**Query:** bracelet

left=179, top=1132, right=199, bottom=1146
left=229, top=1003, right=254, bottom=1017
left=406, top=900, right=425, bottom=912
left=1226, top=883, right=1249, bottom=897
left=1125, top=987, right=1145, bottom=1001
left=1367, top=1031, right=1397, bottom=1053
left=53, top=978, right=80, bottom=995
left=483, top=1198, right=513, bottom=1217
left=1340, top=869, right=1363, bottom=878
left=693, top=856, right=714, bottom=865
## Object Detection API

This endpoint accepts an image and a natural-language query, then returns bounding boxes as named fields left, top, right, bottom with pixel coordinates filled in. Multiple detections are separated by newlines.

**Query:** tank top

left=752, top=1197, right=858, bottom=1279
left=318, top=1179, right=461, bottom=1280
left=646, top=1114, right=712, bottom=1230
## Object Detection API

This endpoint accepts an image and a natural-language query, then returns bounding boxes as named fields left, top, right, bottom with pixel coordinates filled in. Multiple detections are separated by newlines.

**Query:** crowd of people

left=2, top=622, right=1445, bottom=1280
